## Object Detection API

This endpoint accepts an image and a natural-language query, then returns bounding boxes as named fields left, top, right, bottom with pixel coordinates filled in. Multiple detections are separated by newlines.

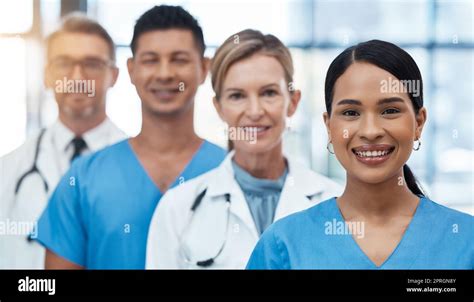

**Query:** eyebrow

left=81, top=56, right=107, bottom=61
left=224, top=88, right=243, bottom=93
left=171, top=51, right=191, bottom=56
left=224, top=83, right=280, bottom=93
left=260, top=83, right=280, bottom=90
left=336, top=99, right=361, bottom=106
left=138, top=51, right=158, bottom=58
left=139, top=50, right=191, bottom=57
left=377, top=97, right=405, bottom=105
left=336, top=97, right=406, bottom=106
left=50, top=55, right=106, bottom=62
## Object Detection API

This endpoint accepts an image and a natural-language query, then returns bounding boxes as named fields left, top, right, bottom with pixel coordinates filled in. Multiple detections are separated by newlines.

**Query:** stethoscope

left=13, top=126, right=71, bottom=197
left=14, top=129, right=50, bottom=195
left=178, top=187, right=316, bottom=267
left=178, top=189, right=231, bottom=267
left=11, top=126, right=95, bottom=242
left=13, top=125, right=106, bottom=196
left=13, top=128, right=53, bottom=243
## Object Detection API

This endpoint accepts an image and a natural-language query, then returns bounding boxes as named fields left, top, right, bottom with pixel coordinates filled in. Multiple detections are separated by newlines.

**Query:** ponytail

left=227, top=139, right=234, bottom=151
left=403, top=164, right=425, bottom=197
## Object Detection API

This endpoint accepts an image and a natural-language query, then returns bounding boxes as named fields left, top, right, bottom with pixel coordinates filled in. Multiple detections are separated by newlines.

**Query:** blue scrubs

left=35, top=139, right=226, bottom=269
left=247, top=197, right=474, bottom=269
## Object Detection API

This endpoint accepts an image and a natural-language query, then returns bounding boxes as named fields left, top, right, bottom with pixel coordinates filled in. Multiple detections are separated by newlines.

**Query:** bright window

left=0, top=38, right=27, bottom=157
left=0, top=0, right=33, bottom=34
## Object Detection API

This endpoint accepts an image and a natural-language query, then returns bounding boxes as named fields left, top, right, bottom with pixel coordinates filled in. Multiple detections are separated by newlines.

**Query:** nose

left=358, top=113, right=385, bottom=141
left=155, top=61, right=174, bottom=82
left=70, top=63, right=86, bottom=80
left=245, top=95, right=265, bottom=121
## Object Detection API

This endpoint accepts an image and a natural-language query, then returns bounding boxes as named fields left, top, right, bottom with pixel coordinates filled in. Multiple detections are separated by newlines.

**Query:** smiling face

left=213, top=54, right=300, bottom=155
left=324, top=62, right=426, bottom=184
left=127, top=29, right=208, bottom=116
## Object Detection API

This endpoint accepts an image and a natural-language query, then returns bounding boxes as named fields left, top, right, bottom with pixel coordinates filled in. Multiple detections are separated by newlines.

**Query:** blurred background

left=0, top=0, right=472, bottom=214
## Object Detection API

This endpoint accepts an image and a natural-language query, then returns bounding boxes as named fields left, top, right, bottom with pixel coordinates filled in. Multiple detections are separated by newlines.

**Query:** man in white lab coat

left=0, top=13, right=126, bottom=268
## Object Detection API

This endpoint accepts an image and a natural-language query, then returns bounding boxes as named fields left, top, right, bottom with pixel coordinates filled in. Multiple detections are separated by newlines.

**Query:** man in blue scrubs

left=35, top=5, right=226, bottom=269
left=246, top=197, right=474, bottom=269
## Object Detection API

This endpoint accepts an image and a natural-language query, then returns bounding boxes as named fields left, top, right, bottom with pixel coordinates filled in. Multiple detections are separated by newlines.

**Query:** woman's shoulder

left=422, top=197, right=473, bottom=223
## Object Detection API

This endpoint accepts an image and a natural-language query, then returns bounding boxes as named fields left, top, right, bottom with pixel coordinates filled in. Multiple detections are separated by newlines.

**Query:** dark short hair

left=130, top=5, right=205, bottom=56
left=46, top=12, right=116, bottom=62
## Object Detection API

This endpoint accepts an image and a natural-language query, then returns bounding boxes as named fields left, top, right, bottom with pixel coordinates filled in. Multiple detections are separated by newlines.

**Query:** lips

left=239, top=126, right=271, bottom=137
left=351, top=144, right=395, bottom=166
left=240, top=126, right=270, bottom=132
left=150, top=87, right=180, bottom=100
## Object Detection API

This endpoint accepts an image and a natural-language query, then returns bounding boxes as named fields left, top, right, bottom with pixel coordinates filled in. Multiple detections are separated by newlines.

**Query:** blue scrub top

left=247, top=197, right=474, bottom=269
left=35, top=139, right=226, bottom=269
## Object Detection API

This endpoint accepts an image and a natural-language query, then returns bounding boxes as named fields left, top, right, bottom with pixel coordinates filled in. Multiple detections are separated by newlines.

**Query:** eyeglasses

left=178, top=193, right=231, bottom=268
left=48, top=57, right=115, bottom=78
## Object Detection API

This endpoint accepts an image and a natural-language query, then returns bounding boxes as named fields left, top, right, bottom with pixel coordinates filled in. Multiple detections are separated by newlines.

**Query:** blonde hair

left=211, top=29, right=294, bottom=100
left=46, top=12, right=116, bottom=62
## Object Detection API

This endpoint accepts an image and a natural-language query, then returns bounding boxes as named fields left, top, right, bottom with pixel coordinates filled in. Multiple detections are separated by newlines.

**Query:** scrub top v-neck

left=35, top=139, right=226, bottom=269
left=329, top=197, right=427, bottom=269
left=247, top=197, right=473, bottom=269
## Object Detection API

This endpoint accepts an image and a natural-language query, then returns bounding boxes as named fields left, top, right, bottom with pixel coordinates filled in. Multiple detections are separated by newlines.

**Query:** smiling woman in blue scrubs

left=247, top=40, right=473, bottom=269
left=34, top=6, right=226, bottom=269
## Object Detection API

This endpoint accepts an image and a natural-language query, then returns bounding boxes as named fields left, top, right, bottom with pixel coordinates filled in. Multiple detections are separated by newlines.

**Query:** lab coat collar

left=51, top=118, right=118, bottom=153
left=205, top=151, right=235, bottom=198
left=82, top=118, right=119, bottom=151
left=50, top=120, right=75, bottom=153
left=205, top=151, right=327, bottom=239
left=206, top=151, right=326, bottom=199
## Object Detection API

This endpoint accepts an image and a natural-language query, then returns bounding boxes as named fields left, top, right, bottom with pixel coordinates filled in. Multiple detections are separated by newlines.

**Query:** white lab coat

left=0, top=118, right=127, bottom=269
left=146, top=152, right=343, bottom=269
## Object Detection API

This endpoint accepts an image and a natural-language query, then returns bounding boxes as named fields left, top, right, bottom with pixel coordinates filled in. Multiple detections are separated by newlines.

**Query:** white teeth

left=355, top=149, right=392, bottom=158
left=242, top=127, right=267, bottom=133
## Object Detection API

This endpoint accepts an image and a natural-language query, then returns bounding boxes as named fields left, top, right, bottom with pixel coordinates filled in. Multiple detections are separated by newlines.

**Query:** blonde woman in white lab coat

left=146, top=29, right=342, bottom=269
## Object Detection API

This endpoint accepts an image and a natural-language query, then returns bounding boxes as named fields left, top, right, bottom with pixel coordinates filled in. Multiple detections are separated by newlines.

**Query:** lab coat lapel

left=36, top=127, right=63, bottom=195
left=274, top=158, right=324, bottom=221
left=206, top=152, right=260, bottom=240
left=228, top=182, right=260, bottom=240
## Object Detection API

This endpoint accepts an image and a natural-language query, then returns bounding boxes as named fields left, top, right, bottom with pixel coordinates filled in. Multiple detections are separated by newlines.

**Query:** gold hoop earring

left=327, top=141, right=335, bottom=154
left=413, top=139, right=421, bottom=151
